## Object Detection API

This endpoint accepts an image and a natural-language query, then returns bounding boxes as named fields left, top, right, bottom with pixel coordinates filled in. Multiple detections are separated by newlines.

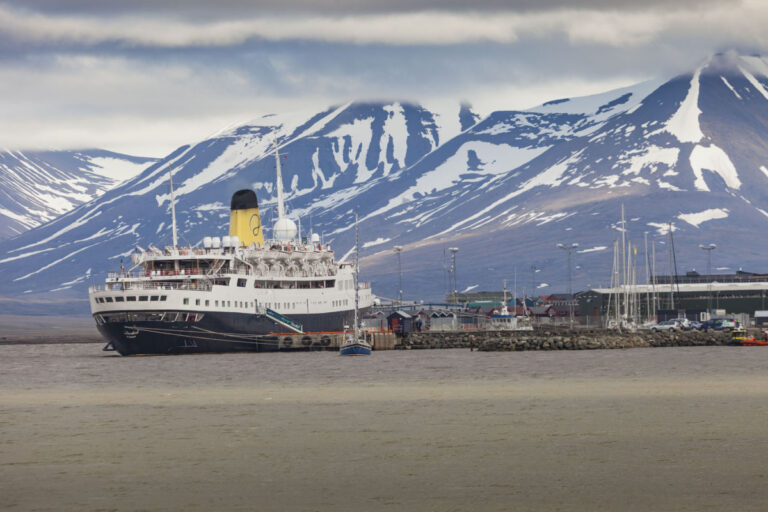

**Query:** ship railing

left=94, top=281, right=214, bottom=292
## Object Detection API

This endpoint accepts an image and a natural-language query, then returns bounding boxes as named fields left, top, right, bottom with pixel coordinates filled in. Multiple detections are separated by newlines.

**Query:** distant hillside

left=0, top=149, right=156, bottom=239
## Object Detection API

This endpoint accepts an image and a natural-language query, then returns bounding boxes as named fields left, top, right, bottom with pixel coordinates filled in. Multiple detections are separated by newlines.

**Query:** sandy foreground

left=2, top=374, right=768, bottom=512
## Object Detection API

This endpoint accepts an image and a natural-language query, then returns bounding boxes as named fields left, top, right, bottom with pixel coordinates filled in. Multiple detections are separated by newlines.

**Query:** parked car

left=650, top=319, right=683, bottom=332
left=700, top=317, right=737, bottom=331
left=687, top=320, right=703, bottom=330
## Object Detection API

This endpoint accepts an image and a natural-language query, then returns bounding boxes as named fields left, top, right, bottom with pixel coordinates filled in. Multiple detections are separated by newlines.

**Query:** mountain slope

left=4, top=53, right=768, bottom=312
left=0, top=149, right=157, bottom=239
left=0, top=102, right=473, bottom=307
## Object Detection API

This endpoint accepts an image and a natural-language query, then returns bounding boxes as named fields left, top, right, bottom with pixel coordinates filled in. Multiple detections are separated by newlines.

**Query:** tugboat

left=89, top=141, right=375, bottom=355
left=340, top=211, right=372, bottom=356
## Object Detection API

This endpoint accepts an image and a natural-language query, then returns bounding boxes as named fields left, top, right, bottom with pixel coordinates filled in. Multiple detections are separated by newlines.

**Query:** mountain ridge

left=3, top=52, right=768, bottom=313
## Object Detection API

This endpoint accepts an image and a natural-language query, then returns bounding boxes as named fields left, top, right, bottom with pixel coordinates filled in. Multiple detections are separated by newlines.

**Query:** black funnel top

left=230, top=189, right=259, bottom=210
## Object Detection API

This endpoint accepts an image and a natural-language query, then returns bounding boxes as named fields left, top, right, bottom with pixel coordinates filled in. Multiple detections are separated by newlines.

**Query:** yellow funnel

left=229, top=189, right=264, bottom=247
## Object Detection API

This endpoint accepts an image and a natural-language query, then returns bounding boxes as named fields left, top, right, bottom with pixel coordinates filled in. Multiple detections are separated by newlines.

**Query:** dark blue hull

left=339, top=342, right=372, bottom=356
left=95, top=307, right=370, bottom=356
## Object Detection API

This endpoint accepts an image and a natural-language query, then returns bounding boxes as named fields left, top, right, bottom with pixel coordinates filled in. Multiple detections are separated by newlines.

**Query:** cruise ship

left=89, top=143, right=375, bottom=355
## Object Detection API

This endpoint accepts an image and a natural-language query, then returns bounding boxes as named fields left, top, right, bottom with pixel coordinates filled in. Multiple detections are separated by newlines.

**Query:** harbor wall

left=398, top=328, right=735, bottom=351
left=274, top=331, right=397, bottom=350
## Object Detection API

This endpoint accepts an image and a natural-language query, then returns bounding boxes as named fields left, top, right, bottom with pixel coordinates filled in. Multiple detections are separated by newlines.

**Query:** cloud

left=0, top=0, right=765, bottom=156
left=6, top=0, right=736, bottom=17
left=0, top=2, right=764, bottom=48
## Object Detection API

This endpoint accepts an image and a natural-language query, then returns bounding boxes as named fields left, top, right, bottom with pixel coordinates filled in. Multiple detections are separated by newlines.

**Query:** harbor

left=2, top=342, right=768, bottom=511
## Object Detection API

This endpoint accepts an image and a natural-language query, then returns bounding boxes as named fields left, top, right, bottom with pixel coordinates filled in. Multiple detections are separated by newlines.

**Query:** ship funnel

left=229, top=189, right=264, bottom=247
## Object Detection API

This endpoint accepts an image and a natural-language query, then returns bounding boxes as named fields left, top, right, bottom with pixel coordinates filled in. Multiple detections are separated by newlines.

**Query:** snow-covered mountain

left=0, top=149, right=157, bottom=239
left=4, top=51, right=768, bottom=313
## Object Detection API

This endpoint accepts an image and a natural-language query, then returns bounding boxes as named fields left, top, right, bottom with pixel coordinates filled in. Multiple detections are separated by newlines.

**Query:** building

left=577, top=273, right=768, bottom=323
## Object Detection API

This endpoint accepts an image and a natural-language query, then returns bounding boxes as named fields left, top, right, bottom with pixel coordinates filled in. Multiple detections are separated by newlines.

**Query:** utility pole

left=699, top=243, right=716, bottom=314
left=393, top=246, right=403, bottom=305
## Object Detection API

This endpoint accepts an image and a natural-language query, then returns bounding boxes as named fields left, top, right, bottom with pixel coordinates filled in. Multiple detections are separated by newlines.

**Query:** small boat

left=730, top=329, right=768, bottom=346
left=487, top=279, right=532, bottom=331
left=340, top=211, right=371, bottom=356
left=340, top=335, right=372, bottom=355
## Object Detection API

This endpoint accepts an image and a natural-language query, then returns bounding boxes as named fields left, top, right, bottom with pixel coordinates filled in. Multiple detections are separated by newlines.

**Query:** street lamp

left=393, top=245, right=403, bottom=305
left=557, top=242, right=579, bottom=328
left=699, top=243, right=716, bottom=313
left=449, top=247, right=459, bottom=304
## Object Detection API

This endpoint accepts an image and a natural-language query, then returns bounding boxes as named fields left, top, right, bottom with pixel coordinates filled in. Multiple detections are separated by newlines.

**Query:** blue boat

left=340, top=337, right=372, bottom=356
left=340, top=211, right=371, bottom=356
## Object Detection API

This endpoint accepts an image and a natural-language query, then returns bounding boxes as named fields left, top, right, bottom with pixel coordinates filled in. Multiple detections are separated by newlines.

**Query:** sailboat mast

left=169, top=165, right=178, bottom=250
left=644, top=232, right=650, bottom=323
left=652, top=239, right=657, bottom=321
left=354, top=211, right=360, bottom=341
left=668, top=222, right=675, bottom=310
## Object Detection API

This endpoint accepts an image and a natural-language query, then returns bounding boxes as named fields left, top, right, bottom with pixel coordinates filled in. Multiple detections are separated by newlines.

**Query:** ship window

left=195, top=299, right=201, bottom=306
left=183, top=298, right=189, bottom=305
left=205, top=300, right=210, bottom=306
left=215, top=300, right=219, bottom=307
left=150, top=295, right=159, bottom=301
left=160, top=295, right=167, bottom=301
left=115, top=296, right=124, bottom=302
left=228, top=301, right=231, bottom=307
left=237, top=278, right=247, bottom=287
left=105, top=297, right=114, bottom=302
left=127, top=296, right=136, bottom=301
left=139, top=296, right=148, bottom=302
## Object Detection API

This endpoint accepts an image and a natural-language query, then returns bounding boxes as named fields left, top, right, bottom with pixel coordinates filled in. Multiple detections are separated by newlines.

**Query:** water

left=2, top=344, right=768, bottom=511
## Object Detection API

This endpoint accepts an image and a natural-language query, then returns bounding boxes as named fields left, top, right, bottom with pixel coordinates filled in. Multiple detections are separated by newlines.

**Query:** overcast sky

left=0, top=0, right=765, bottom=156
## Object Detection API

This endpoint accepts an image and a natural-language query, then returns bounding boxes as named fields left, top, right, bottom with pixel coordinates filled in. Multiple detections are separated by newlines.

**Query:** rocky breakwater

left=398, top=328, right=733, bottom=351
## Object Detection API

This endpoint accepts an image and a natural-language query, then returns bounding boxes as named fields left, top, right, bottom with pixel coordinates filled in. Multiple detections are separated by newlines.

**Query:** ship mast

left=169, top=165, right=178, bottom=250
left=272, top=135, right=297, bottom=241
left=502, top=279, right=508, bottom=314
left=274, top=136, right=286, bottom=219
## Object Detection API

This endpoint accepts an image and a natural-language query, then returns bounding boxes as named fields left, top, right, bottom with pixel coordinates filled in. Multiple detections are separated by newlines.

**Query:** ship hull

left=95, top=308, right=370, bottom=355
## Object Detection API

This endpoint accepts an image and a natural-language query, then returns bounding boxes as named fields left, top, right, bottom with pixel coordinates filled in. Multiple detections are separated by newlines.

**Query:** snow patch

left=88, top=157, right=152, bottom=183
left=619, top=146, right=679, bottom=176
left=578, top=246, right=607, bottom=254
left=195, top=202, right=226, bottom=211
left=665, top=66, right=704, bottom=143
left=739, top=65, right=768, bottom=101
left=678, top=208, right=729, bottom=228
left=362, top=237, right=391, bottom=248
left=689, top=144, right=740, bottom=191
left=720, top=76, right=742, bottom=100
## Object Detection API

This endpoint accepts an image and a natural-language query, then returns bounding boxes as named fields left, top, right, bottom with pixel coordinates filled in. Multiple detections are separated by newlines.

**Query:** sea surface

left=2, top=343, right=768, bottom=511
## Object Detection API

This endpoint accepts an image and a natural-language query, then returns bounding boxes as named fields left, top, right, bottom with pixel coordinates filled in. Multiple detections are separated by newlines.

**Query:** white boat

left=487, top=279, right=533, bottom=331
left=89, top=139, right=375, bottom=355
left=340, top=211, right=371, bottom=356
